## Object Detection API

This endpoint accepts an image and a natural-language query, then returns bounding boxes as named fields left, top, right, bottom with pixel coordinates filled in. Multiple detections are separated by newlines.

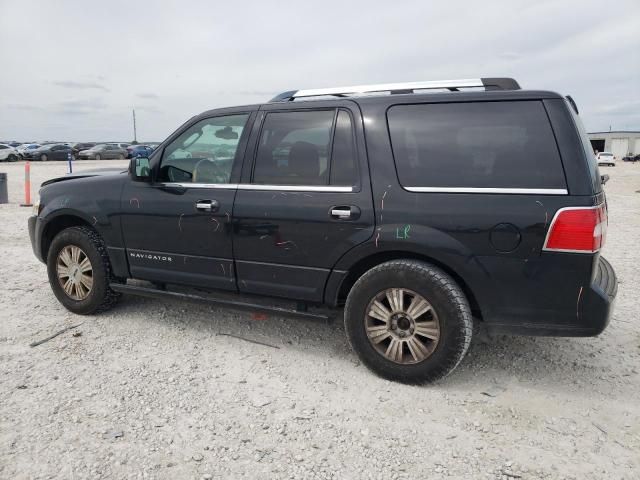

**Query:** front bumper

left=28, top=215, right=44, bottom=263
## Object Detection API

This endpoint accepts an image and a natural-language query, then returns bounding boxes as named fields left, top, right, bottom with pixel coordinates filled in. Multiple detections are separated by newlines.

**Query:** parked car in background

left=596, top=152, right=616, bottom=166
left=78, top=144, right=127, bottom=160
left=8, top=141, right=21, bottom=148
left=32, top=143, right=74, bottom=161
left=16, top=143, right=41, bottom=159
left=72, top=142, right=96, bottom=157
left=112, top=143, right=130, bottom=150
left=126, top=145, right=154, bottom=158
left=622, top=153, right=639, bottom=162
left=0, top=144, right=20, bottom=161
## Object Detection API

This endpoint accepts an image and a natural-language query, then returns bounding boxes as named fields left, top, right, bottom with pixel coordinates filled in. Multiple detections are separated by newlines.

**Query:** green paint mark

left=396, top=224, right=411, bottom=239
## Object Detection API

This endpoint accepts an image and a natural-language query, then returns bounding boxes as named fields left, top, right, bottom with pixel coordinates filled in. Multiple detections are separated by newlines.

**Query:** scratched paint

left=220, top=264, right=226, bottom=276
left=129, top=198, right=140, bottom=208
left=375, top=231, right=380, bottom=248
left=210, top=217, right=220, bottom=232
left=178, top=214, right=184, bottom=232
left=396, top=225, right=411, bottom=240
left=225, top=212, right=231, bottom=223
left=92, top=216, right=98, bottom=225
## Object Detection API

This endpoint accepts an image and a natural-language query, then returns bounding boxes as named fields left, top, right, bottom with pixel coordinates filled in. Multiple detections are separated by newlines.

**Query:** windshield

left=600, top=153, right=613, bottom=157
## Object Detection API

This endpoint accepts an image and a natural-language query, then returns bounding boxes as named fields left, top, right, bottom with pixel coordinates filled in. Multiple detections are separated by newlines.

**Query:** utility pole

left=132, top=108, right=138, bottom=144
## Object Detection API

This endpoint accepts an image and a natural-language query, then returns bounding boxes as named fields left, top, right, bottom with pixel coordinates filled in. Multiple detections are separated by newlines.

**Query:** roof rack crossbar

left=269, top=77, right=520, bottom=102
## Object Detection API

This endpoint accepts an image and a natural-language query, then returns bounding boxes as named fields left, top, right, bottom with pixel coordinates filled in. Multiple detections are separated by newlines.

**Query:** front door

left=232, top=102, right=374, bottom=302
left=120, top=112, right=254, bottom=290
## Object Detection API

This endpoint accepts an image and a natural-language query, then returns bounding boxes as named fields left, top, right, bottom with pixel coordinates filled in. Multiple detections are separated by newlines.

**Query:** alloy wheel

left=365, top=288, right=440, bottom=364
left=56, top=245, right=93, bottom=301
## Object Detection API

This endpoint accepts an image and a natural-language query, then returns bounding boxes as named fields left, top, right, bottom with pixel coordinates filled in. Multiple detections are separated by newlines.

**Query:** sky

left=0, top=0, right=638, bottom=142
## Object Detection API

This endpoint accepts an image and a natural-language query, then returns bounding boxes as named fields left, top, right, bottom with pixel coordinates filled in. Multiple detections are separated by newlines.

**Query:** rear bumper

left=485, top=256, right=617, bottom=337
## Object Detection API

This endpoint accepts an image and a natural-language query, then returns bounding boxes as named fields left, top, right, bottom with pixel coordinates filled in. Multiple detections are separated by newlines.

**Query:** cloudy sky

left=0, top=0, right=638, bottom=142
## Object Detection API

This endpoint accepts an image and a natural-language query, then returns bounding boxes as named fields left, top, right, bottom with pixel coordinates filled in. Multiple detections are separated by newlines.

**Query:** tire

left=40, top=154, right=48, bottom=162
left=46, top=226, right=120, bottom=315
left=8, top=154, right=18, bottom=162
left=344, top=260, right=472, bottom=383
left=95, top=154, right=101, bottom=160
left=118, top=153, right=124, bottom=160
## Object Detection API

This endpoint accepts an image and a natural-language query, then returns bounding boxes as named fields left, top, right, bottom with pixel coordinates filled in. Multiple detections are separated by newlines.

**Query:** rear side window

left=253, top=109, right=358, bottom=186
left=387, top=101, right=566, bottom=190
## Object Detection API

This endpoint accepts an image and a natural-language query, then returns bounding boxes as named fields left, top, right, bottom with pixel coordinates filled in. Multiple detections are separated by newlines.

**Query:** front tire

left=46, top=226, right=120, bottom=314
left=95, top=154, right=101, bottom=160
left=7, top=154, right=18, bottom=162
left=344, top=260, right=472, bottom=383
left=40, top=154, right=48, bottom=162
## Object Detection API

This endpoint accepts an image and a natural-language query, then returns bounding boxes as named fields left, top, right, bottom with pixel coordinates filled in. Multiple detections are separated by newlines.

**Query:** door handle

left=330, top=205, right=360, bottom=220
left=195, top=200, right=220, bottom=212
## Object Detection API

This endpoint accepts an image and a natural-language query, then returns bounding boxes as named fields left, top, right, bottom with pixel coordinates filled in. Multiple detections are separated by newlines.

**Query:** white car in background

left=0, top=144, right=19, bottom=162
left=596, top=152, right=616, bottom=167
left=16, top=143, right=41, bottom=159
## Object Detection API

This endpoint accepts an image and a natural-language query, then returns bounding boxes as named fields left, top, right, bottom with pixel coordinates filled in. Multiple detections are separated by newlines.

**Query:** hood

left=41, top=167, right=127, bottom=186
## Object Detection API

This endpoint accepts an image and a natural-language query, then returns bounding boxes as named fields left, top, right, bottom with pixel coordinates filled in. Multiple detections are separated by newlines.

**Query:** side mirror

left=130, top=157, right=151, bottom=182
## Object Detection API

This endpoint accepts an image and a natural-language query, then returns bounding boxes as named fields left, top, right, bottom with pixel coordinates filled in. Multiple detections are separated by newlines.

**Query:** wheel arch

left=41, top=214, right=96, bottom=261
left=333, top=250, right=483, bottom=320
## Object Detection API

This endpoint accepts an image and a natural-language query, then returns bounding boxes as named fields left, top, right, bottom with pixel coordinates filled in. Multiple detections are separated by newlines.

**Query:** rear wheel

left=7, top=154, right=18, bottom=162
left=118, top=153, right=124, bottom=160
left=40, top=154, right=48, bottom=162
left=95, top=154, right=101, bottom=160
left=344, top=260, right=472, bottom=383
left=46, top=226, right=120, bottom=314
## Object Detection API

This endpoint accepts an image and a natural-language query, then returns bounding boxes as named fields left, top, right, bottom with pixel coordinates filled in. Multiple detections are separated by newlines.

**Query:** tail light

left=543, top=204, right=607, bottom=253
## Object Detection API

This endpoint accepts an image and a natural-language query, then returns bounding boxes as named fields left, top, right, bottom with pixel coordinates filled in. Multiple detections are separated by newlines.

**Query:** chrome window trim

left=161, top=182, right=238, bottom=189
left=160, top=182, right=353, bottom=192
left=404, top=187, right=568, bottom=195
left=238, top=184, right=353, bottom=192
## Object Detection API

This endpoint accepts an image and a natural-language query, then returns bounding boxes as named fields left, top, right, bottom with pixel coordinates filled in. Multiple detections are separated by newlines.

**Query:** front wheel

left=95, top=154, right=101, bottom=160
left=118, top=153, right=125, bottom=160
left=7, top=154, right=18, bottom=162
left=40, top=154, right=48, bottom=162
left=344, top=260, right=472, bottom=383
left=46, top=226, right=120, bottom=314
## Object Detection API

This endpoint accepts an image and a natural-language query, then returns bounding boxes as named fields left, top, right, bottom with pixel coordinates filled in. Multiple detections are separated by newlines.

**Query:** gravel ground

left=0, top=160, right=638, bottom=480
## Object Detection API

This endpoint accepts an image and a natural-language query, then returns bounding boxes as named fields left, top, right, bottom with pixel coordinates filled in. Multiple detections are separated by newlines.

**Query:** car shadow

left=110, top=294, right=632, bottom=395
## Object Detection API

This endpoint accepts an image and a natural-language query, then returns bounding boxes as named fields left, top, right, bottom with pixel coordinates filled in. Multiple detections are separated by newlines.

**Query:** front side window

left=159, top=114, right=249, bottom=184
left=387, top=101, right=566, bottom=190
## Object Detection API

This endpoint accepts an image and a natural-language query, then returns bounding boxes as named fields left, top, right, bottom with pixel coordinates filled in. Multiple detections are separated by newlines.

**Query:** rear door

left=232, top=101, right=374, bottom=302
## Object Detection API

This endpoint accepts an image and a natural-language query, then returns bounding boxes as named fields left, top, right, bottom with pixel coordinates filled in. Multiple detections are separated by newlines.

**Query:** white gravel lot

left=0, top=160, right=638, bottom=480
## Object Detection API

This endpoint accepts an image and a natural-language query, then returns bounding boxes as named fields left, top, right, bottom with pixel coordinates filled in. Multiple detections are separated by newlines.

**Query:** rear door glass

left=387, top=101, right=567, bottom=190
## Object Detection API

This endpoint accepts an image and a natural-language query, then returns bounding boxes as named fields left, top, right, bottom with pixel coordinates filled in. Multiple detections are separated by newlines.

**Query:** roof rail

left=269, top=77, right=520, bottom=102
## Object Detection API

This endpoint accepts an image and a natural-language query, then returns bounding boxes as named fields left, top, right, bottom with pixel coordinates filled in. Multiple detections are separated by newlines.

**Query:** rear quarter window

left=387, top=101, right=567, bottom=190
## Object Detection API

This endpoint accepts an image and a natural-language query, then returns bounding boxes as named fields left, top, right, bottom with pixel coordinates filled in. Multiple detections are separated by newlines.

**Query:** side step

left=110, top=283, right=331, bottom=322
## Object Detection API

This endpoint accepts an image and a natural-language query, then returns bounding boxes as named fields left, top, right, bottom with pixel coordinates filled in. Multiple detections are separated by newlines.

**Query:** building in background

left=588, top=131, right=640, bottom=157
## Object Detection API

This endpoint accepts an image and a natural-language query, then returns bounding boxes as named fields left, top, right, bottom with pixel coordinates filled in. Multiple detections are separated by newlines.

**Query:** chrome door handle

left=330, top=206, right=360, bottom=220
left=331, top=208, right=351, bottom=218
left=196, top=200, right=219, bottom=212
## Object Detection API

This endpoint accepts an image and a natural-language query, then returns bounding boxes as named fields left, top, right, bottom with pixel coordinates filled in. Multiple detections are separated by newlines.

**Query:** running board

left=109, top=283, right=331, bottom=322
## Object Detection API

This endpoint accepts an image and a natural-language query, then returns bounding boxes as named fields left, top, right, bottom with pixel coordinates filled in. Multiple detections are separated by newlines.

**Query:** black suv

left=28, top=78, right=617, bottom=383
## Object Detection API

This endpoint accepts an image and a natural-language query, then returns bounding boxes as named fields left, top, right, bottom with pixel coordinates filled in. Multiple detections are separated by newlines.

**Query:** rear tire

left=7, top=154, right=18, bottom=162
left=46, top=226, right=120, bottom=314
left=344, top=260, right=472, bottom=383
left=40, top=154, right=48, bottom=162
left=118, top=153, right=124, bottom=160
left=95, top=154, right=101, bottom=160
